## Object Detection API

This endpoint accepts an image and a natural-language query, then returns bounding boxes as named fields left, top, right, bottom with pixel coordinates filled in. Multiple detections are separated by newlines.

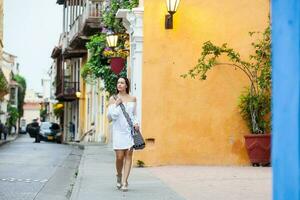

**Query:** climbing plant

left=82, top=33, right=127, bottom=96
left=13, top=75, right=26, bottom=118
left=40, top=108, right=47, bottom=122
left=0, top=71, right=9, bottom=99
left=82, top=0, right=138, bottom=96
left=7, top=104, right=19, bottom=128
left=53, top=103, right=64, bottom=118
left=102, top=0, right=139, bottom=33
left=182, top=26, right=271, bottom=134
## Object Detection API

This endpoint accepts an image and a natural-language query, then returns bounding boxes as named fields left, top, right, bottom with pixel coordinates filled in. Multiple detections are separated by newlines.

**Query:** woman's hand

left=115, top=97, right=122, bottom=105
left=134, top=124, right=140, bottom=131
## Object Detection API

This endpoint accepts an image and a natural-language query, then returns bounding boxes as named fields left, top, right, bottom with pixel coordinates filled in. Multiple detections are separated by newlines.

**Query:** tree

left=182, top=26, right=271, bottom=134
left=7, top=104, right=19, bottom=133
left=0, top=70, right=9, bottom=99
left=13, top=75, right=26, bottom=118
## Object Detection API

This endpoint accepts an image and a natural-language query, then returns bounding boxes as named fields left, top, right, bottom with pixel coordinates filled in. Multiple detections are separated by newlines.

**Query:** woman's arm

left=107, top=96, right=121, bottom=122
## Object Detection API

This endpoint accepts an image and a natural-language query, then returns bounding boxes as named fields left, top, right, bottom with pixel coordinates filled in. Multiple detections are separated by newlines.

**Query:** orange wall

left=134, top=0, right=270, bottom=166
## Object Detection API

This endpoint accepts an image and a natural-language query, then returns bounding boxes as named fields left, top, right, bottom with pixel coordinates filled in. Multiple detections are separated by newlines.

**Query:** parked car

left=39, top=122, right=62, bottom=143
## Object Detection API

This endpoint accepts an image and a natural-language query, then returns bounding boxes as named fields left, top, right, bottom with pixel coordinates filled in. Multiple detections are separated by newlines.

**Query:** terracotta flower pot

left=110, top=57, right=125, bottom=75
left=244, top=134, right=271, bottom=166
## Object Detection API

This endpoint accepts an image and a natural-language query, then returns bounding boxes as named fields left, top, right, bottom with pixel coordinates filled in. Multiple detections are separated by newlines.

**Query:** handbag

left=113, top=95, right=146, bottom=150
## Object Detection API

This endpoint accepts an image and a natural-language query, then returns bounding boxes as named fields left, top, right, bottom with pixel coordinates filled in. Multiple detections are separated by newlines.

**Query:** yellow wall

left=103, top=92, right=110, bottom=144
left=79, top=55, right=87, bottom=138
left=135, top=0, right=270, bottom=166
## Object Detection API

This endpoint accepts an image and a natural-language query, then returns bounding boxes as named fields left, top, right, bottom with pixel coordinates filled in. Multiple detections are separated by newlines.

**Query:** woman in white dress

left=107, top=77, right=139, bottom=192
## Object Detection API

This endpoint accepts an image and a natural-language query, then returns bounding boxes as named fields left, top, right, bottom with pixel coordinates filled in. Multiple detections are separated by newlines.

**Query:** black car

left=39, top=122, right=62, bottom=143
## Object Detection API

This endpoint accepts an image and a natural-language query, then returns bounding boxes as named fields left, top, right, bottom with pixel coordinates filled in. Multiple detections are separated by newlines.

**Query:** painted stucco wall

left=79, top=55, right=87, bottom=139
left=23, top=103, right=40, bottom=124
left=135, top=0, right=270, bottom=166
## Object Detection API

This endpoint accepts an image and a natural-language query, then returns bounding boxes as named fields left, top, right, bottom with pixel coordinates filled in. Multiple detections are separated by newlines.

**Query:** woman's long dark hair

left=117, top=77, right=130, bottom=94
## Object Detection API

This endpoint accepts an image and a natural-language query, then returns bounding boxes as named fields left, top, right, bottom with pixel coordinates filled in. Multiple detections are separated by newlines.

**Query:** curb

left=64, top=142, right=85, bottom=150
left=64, top=141, right=107, bottom=150
left=0, top=134, right=19, bottom=147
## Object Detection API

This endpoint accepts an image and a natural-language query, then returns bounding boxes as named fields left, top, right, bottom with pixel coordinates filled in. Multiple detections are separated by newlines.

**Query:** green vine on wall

left=53, top=103, right=64, bottom=118
left=40, top=108, right=47, bottom=122
left=7, top=104, right=19, bottom=128
left=81, top=34, right=127, bottom=96
left=13, top=75, right=26, bottom=118
left=102, top=0, right=139, bottom=33
left=81, top=0, right=138, bottom=96
left=0, top=70, right=9, bottom=99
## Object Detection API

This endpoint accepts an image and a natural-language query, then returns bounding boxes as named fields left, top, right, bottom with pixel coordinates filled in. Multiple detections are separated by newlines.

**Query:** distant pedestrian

left=69, top=121, right=75, bottom=141
left=32, top=119, right=40, bottom=143
left=3, top=123, right=8, bottom=140
left=107, top=77, right=140, bottom=192
left=0, top=120, right=3, bottom=140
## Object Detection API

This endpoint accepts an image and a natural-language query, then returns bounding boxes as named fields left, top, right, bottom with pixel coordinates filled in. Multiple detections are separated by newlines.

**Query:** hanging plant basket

left=110, top=57, right=125, bottom=75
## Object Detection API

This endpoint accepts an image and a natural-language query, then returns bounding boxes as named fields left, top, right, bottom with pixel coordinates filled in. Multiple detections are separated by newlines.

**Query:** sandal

left=116, top=175, right=122, bottom=189
left=121, top=182, right=128, bottom=192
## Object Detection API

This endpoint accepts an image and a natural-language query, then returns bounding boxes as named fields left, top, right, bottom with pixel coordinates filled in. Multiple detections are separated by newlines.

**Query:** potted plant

left=182, top=25, right=271, bottom=166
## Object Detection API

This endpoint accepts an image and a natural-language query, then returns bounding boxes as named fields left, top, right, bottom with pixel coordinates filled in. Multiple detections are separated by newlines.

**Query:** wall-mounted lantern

left=76, top=91, right=82, bottom=99
left=165, top=0, right=181, bottom=29
left=106, top=34, right=119, bottom=48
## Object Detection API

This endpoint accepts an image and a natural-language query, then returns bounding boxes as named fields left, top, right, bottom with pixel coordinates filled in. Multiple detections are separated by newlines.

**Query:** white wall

left=0, top=100, right=8, bottom=124
left=41, top=78, right=51, bottom=100
left=23, top=109, right=40, bottom=125
left=116, top=8, right=144, bottom=128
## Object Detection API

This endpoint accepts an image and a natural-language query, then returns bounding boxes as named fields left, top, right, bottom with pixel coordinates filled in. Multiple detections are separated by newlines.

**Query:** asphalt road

left=0, top=134, right=82, bottom=200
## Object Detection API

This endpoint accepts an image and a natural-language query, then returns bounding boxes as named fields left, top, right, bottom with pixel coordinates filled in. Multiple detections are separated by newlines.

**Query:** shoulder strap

left=113, top=95, right=134, bottom=133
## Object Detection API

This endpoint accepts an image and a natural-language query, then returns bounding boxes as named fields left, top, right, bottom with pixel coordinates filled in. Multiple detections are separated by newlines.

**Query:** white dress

left=107, top=102, right=138, bottom=150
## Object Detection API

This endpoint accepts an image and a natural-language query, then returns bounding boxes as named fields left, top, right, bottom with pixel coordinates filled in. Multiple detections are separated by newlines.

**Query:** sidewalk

left=70, top=145, right=185, bottom=200
left=70, top=145, right=272, bottom=200
left=149, top=166, right=271, bottom=200
left=0, top=133, right=19, bottom=146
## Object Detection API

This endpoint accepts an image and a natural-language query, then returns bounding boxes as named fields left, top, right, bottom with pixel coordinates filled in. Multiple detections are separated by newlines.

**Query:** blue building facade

left=272, top=1, right=300, bottom=199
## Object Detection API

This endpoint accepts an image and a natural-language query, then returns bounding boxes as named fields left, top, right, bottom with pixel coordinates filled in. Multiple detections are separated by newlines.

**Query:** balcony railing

left=60, top=32, right=69, bottom=52
left=82, top=0, right=101, bottom=21
left=66, top=0, right=102, bottom=49
left=56, top=81, right=79, bottom=101
left=64, top=81, right=79, bottom=96
left=69, top=16, right=82, bottom=44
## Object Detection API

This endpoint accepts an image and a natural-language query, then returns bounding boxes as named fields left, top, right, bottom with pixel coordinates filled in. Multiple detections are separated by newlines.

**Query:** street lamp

left=106, top=34, right=119, bottom=48
left=165, top=0, right=181, bottom=29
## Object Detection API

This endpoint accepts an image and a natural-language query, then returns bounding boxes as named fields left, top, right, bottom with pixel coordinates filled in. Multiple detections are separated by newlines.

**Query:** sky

left=4, top=0, right=63, bottom=93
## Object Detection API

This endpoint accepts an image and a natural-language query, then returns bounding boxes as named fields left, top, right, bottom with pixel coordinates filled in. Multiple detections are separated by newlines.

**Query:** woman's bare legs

left=115, top=150, right=125, bottom=188
left=115, top=150, right=125, bottom=175
left=122, top=148, right=133, bottom=190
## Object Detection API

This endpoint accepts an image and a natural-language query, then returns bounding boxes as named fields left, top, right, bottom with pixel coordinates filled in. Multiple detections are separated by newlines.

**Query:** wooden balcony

left=60, top=0, right=103, bottom=50
left=60, top=32, right=87, bottom=59
left=81, top=1, right=102, bottom=35
left=55, top=81, right=79, bottom=102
